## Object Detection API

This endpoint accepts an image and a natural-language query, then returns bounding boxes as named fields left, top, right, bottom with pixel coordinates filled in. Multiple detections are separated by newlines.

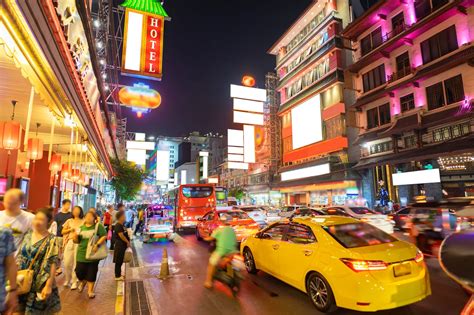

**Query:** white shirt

left=0, top=209, right=35, bottom=250
left=48, top=221, right=58, bottom=236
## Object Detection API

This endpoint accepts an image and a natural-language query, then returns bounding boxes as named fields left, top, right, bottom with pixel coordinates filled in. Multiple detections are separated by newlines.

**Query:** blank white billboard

left=233, top=111, right=264, bottom=126
left=123, top=11, right=143, bottom=71
left=233, top=98, right=264, bottom=113
left=228, top=129, right=244, bottom=147
left=392, top=169, right=441, bottom=186
left=126, top=141, right=155, bottom=150
left=230, top=84, right=266, bottom=102
left=281, top=163, right=330, bottom=181
left=156, top=150, right=170, bottom=181
left=127, top=149, right=147, bottom=165
left=180, top=170, right=187, bottom=185
left=228, top=146, right=244, bottom=154
left=243, top=125, right=255, bottom=163
left=228, top=154, right=244, bottom=162
left=228, top=162, right=249, bottom=170
left=291, top=94, right=322, bottom=149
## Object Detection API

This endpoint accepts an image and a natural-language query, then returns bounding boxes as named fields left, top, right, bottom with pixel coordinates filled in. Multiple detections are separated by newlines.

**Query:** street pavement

left=126, top=231, right=469, bottom=315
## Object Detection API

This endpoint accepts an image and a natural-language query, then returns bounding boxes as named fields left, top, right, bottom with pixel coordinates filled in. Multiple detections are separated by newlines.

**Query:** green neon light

left=120, top=0, right=169, bottom=17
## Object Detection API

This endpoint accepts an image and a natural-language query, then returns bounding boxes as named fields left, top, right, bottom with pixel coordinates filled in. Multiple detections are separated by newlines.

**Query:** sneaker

left=78, top=282, right=85, bottom=293
left=115, top=276, right=125, bottom=281
left=70, top=282, right=78, bottom=290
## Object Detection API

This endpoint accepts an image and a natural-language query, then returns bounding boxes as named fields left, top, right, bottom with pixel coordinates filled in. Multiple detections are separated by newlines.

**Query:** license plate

left=393, top=262, right=412, bottom=277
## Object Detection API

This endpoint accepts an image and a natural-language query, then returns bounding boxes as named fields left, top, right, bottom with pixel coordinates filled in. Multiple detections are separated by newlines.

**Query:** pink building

left=344, top=0, right=474, bottom=203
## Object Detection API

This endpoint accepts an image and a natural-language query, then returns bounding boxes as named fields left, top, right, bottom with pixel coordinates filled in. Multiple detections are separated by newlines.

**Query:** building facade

left=269, top=0, right=360, bottom=206
left=344, top=0, right=474, bottom=205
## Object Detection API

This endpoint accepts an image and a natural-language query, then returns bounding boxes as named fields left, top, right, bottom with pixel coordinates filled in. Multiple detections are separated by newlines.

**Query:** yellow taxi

left=241, top=216, right=431, bottom=312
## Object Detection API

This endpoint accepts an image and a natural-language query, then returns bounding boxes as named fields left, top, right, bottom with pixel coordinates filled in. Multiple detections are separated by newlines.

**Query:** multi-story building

left=344, top=0, right=474, bottom=204
left=269, top=0, right=360, bottom=206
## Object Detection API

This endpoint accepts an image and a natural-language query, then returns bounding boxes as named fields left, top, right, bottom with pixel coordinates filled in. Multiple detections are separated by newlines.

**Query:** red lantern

left=49, top=154, right=62, bottom=172
left=242, top=75, right=256, bottom=87
left=1, top=121, right=21, bottom=150
left=71, top=168, right=81, bottom=182
left=61, top=164, right=71, bottom=178
left=26, top=138, right=44, bottom=160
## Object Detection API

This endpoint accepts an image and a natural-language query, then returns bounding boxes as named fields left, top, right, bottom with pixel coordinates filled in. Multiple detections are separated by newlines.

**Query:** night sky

left=122, top=0, right=313, bottom=137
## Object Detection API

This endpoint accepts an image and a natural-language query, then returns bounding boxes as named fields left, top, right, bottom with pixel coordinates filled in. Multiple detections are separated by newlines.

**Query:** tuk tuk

left=142, top=204, right=174, bottom=243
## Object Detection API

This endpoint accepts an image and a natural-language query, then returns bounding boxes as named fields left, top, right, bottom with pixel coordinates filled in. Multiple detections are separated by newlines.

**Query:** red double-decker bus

left=170, top=184, right=216, bottom=230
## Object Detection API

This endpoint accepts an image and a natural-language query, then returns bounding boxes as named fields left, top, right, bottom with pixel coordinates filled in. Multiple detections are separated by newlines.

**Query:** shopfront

left=0, top=1, right=116, bottom=210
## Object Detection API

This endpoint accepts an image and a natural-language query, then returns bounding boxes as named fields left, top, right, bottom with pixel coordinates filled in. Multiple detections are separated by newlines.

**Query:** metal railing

left=387, top=66, right=414, bottom=83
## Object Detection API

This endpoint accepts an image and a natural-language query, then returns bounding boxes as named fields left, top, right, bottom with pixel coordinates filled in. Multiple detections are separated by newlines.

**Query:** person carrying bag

left=72, top=211, right=107, bottom=299
left=16, top=239, right=48, bottom=295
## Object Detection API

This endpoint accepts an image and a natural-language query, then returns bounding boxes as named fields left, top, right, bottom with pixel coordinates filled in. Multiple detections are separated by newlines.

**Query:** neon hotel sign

left=122, top=8, right=165, bottom=80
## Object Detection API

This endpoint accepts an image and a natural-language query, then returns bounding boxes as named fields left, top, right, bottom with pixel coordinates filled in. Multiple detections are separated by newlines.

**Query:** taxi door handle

left=303, top=250, right=313, bottom=256
left=272, top=244, right=280, bottom=250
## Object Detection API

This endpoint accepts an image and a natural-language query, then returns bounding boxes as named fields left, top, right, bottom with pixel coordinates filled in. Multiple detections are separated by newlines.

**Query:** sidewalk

left=57, top=252, right=122, bottom=315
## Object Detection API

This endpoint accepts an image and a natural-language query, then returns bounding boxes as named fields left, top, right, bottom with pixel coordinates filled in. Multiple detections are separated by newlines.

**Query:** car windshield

left=182, top=186, right=213, bottom=198
left=240, top=207, right=262, bottom=212
left=349, top=207, right=376, bottom=215
left=219, top=211, right=250, bottom=221
left=324, top=222, right=397, bottom=248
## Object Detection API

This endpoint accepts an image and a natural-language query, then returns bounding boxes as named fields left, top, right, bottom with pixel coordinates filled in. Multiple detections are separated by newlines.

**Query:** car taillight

left=414, top=250, right=424, bottom=263
left=340, top=258, right=388, bottom=272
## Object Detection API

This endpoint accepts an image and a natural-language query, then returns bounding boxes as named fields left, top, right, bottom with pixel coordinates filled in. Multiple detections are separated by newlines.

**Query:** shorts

left=209, top=252, right=223, bottom=266
left=75, top=261, right=100, bottom=282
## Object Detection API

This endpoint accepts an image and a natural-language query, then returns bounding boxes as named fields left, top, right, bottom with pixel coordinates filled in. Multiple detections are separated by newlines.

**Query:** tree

left=110, top=158, right=147, bottom=202
left=228, top=187, right=245, bottom=201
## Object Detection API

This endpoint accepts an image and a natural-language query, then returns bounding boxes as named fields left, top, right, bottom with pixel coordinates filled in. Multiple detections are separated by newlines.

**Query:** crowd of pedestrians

left=0, top=188, right=135, bottom=314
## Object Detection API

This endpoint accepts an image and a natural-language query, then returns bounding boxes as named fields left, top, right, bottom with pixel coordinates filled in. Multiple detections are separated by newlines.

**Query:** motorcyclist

left=203, top=220, right=238, bottom=289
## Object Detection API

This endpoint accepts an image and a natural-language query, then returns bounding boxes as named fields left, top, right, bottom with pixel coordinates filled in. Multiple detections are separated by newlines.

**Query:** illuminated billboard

left=156, top=150, right=170, bottom=181
left=291, top=94, right=322, bottom=149
left=126, top=141, right=155, bottom=150
left=392, top=169, right=441, bottom=186
left=121, top=1, right=168, bottom=80
left=281, top=163, right=330, bottom=181
left=127, top=149, right=147, bottom=165
left=119, top=83, right=162, bottom=117
left=230, top=85, right=266, bottom=102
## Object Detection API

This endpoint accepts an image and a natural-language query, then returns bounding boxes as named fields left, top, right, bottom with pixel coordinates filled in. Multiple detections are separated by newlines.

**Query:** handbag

left=85, top=223, right=108, bottom=260
left=123, top=247, right=133, bottom=263
left=17, top=238, right=48, bottom=295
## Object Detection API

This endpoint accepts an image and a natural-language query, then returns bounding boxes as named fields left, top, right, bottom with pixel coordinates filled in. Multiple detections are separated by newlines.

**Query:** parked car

left=196, top=210, right=259, bottom=242
left=279, top=205, right=306, bottom=218
left=291, top=207, right=326, bottom=219
left=260, top=206, right=281, bottom=225
left=392, top=203, right=457, bottom=232
left=233, top=206, right=267, bottom=227
left=241, top=216, right=430, bottom=312
left=322, top=206, right=394, bottom=234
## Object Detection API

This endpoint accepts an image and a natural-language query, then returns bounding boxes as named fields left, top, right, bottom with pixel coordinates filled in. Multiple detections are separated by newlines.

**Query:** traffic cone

left=158, top=248, right=170, bottom=279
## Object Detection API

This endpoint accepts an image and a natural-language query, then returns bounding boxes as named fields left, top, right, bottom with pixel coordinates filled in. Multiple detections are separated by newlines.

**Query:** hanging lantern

left=71, top=168, right=81, bottom=182
left=1, top=121, right=22, bottom=150
left=61, top=164, right=71, bottom=178
left=49, top=154, right=62, bottom=172
left=26, top=138, right=44, bottom=161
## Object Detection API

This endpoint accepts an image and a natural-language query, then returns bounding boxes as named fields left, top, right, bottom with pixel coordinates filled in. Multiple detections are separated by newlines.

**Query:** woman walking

left=16, top=207, right=61, bottom=315
left=72, top=211, right=107, bottom=298
left=114, top=211, right=130, bottom=281
left=61, top=206, right=84, bottom=290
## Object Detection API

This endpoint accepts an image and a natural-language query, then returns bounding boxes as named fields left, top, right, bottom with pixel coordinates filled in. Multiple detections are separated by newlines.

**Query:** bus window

left=182, top=186, right=213, bottom=198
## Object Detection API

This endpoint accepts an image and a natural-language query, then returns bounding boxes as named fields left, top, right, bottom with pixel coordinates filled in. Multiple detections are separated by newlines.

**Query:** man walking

left=55, top=199, right=73, bottom=275
left=0, top=188, right=34, bottom=252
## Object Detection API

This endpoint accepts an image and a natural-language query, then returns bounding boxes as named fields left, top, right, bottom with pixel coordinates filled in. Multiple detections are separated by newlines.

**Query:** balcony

left=360, top=24, right=408, bottom=57
left=387, top=66, right=414, bottom=83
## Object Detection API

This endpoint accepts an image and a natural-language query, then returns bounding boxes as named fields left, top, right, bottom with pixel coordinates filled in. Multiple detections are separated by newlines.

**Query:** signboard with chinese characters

left=121, top=0, right=168, bottom=80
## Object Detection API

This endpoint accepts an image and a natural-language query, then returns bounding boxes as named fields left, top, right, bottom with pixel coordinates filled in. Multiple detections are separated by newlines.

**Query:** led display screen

left=291, top=94, right=322, bottom=149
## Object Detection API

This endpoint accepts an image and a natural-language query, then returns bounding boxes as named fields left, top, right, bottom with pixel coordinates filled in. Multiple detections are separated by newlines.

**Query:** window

left=362, top=64, right=386, bottom=92
left=286, top=224, right=316, bottom=244
left=396, top=208, right=410, bottom=215
left=391, top=12, right=405, bottom=36
left=400, top=94, right=415, bottom=112
left=262, top=224, right=287, bottom=241
left=433, top=123, right=470, bottom=142
left=396, top=52, right=410, bottom=73
left=324, top=222, right=397, bottom=248
left=360, top=27, right=383, bottom=56
left=369, top=141, right=393, bottom=154
left=444, top=75, right=465, bottom=104
left=325, top=207, right=349, bottom=216
left=366, top=103, right=390, bottom=129
left=181, top=186, right=213, bottom=198
left=415, top=0, right=448, bottom=20
left=404, top=135, right=417, bottom=148
left=421, top=26, right=458, bottom=64
left=218, top=211, right=250, bottom=222
left=426, top=75, right=465, bottom=110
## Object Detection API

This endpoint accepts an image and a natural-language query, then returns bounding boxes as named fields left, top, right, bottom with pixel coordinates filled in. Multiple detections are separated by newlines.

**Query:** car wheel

left=306, top=273, right=337, bottom=313
left=195, top=227, right=203, bottom=241
left=243, top=248, right=258, bottom=274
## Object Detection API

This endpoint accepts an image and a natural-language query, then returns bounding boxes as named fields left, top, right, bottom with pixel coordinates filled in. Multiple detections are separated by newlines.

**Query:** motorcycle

left=213, top=253, right=245, bottom=296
